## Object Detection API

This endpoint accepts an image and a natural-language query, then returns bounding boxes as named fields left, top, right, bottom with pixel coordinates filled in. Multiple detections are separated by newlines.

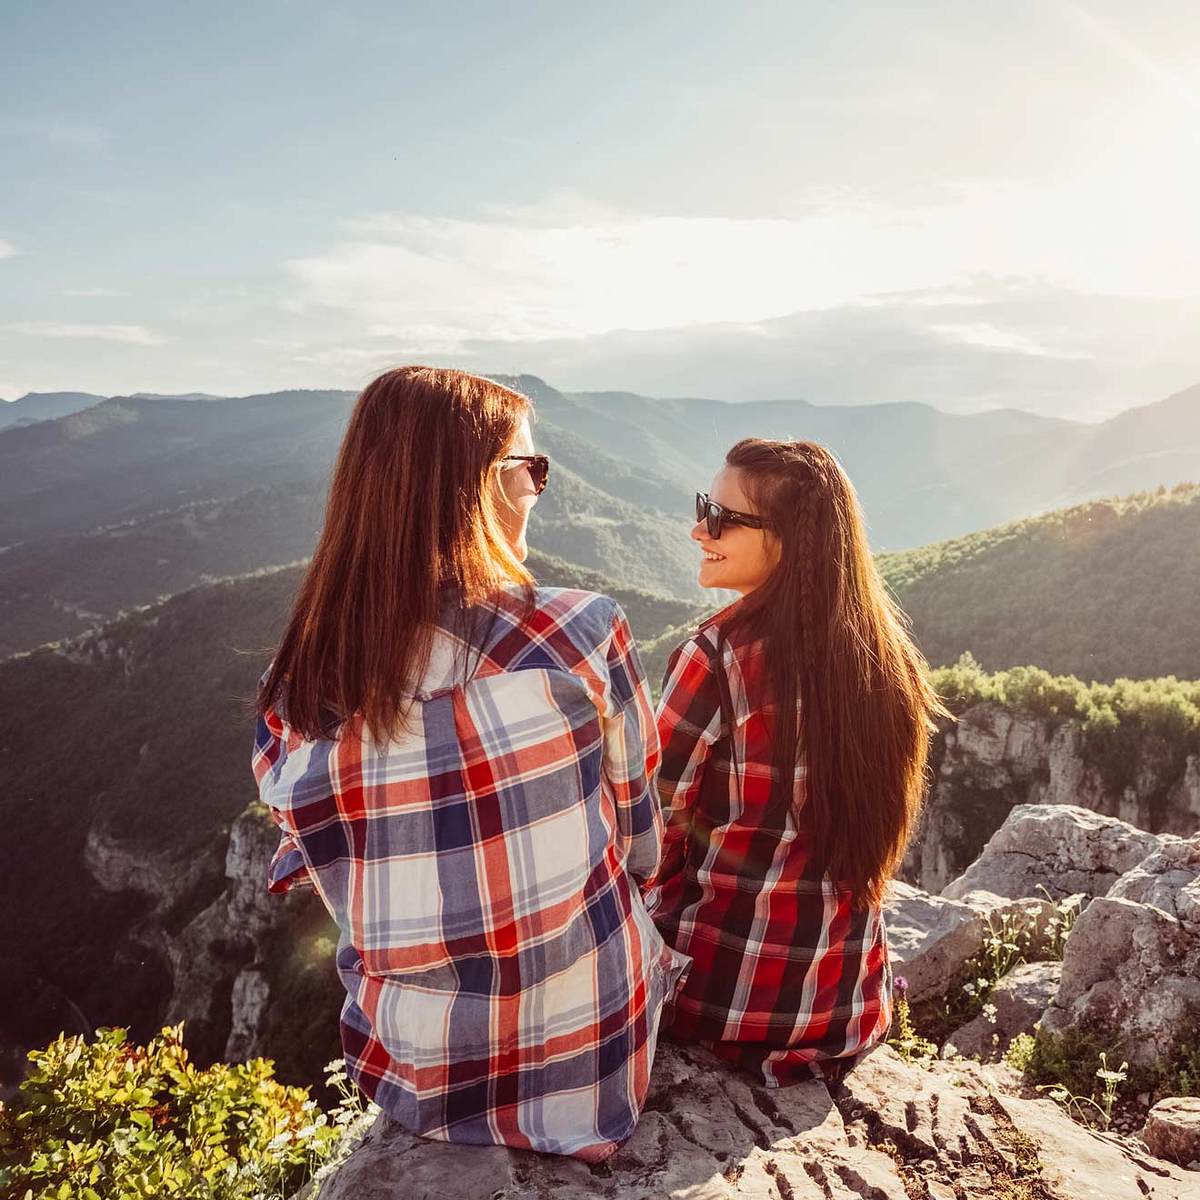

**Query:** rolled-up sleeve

left=599, top=604, right=663, bottom=886
left=252, top=709, right=316, bottom=894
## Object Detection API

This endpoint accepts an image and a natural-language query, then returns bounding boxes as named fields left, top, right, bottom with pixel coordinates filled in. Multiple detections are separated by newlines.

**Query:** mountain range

left=4, top=379, right=1199, bottom=554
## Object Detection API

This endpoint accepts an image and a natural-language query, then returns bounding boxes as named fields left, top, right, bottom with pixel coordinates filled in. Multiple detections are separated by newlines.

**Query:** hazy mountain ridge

left=0, top=467, right=703, bottom=659
left=0, top=391, right=108, bottom=431
left=5, top=377, right=1197, bottom=554
left=0, top=391, right=355, bottom=543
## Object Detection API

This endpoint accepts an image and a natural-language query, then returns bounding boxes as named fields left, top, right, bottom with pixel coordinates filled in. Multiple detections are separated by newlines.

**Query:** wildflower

left=894, top=975, right=909, bottom=995
left=982, top=1002, right=998, bottom=1024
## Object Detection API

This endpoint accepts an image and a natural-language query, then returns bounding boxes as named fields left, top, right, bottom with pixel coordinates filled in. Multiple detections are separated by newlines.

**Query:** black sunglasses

left=695, top=491, right=767, bottom=539
left=501, top=454, right=550, bottom=495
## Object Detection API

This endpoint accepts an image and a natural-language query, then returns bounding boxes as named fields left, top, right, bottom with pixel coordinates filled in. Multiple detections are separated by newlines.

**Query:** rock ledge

left=310, top=1041, right=1195, bottom=1199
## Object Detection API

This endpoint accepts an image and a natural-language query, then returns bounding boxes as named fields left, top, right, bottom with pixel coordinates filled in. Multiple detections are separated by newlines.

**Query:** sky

left=2, top=0, right=1199, bottom=418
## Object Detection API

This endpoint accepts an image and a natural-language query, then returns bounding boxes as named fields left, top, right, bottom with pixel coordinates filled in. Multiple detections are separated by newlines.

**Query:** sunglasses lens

left=708, top=508, right=722, bottom=539
left=695, top=493, right=706, bottom=523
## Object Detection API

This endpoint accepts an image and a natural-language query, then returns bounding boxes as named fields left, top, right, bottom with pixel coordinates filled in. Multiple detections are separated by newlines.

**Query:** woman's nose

left=690, top=521, right=707, bottom=542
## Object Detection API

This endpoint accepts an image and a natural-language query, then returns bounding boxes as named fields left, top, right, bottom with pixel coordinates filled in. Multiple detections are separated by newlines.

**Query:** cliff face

left=79, top=802, right=341, bottom=1083
left=906, top=702, right=1200, bottom=892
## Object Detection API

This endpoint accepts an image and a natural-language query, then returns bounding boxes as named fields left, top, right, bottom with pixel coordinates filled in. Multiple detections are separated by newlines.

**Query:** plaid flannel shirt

left=253, top=587, right=686, bottom=1161
left=641, top=609, right=893, bottom=1087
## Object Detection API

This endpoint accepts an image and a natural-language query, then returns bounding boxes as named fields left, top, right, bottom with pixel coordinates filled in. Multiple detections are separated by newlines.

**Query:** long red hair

left=259, top=366, right=533, bottom=741
left=724, top=438, right=949, bottom=908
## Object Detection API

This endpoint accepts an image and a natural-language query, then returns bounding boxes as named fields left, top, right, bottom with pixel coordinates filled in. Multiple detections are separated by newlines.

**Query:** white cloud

left=0, top=240, right=14, bottom=260
left=285, top=134, right=1200, bottom=358
left=0, top=322, right=164, bottom=346
left=928, top=322, right=1093, bottom=360
left=386, top=279, right=1200, bottom=420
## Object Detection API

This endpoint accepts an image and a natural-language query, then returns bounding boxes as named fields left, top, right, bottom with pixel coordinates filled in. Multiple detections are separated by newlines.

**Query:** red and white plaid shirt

left=642, top=607, right=893, bottom=1086
left=253, top=587, right=686, bottom=1160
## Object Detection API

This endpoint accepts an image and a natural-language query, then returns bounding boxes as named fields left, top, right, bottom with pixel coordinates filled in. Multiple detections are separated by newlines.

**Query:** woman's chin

left=697, top=562, right=726, bottom=590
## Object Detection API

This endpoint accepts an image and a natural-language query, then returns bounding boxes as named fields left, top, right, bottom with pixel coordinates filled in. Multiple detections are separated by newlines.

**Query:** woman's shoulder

left=683, top=601, right=753, bottom=659
left=663, top=602, right=766, bottom=700
left=489, top=585, right=625, bottom=661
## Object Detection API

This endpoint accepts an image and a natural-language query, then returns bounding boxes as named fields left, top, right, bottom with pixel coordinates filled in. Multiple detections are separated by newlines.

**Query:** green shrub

left=927, top=655, right=1200, bottom=800
left=0, top=1024, right=343, bottom=1200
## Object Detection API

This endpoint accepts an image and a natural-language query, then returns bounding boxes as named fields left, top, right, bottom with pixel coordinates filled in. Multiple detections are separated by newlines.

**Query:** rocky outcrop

left=310, top=1040, right=1197, bottom=1199
left=1143, top=1097, right=1200, bottom=1169
left=85, top=798, right=318, bottom=1065
left=224, top=967, right=270, bottom=1063
left=907, top=704, right=1198, bottom=892
left=883, top=881, right=1058, bottom=1002
left=1040, top=833, right=1200, bottom=1071
left=164, top=804, right=310, bottom=1062
left=84, top=819, right=222, bottom=914
left=944, top=961, right=1062, bottom=1060
left=941, top=803, right=1162, bottom=902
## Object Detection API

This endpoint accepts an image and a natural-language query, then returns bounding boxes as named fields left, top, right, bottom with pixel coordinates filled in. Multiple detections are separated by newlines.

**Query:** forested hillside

left=880, top=482, right=1200, bottom=682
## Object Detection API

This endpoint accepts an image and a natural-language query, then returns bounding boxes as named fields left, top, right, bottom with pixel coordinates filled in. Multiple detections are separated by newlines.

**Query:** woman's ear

left=764, top=529, right=784, bottom=573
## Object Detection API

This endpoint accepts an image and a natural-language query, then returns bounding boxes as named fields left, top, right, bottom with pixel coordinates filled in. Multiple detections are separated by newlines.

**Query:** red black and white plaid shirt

left=641, top=607, right=893, bottom=1087
left=253, top=587, right=687, bottom=1161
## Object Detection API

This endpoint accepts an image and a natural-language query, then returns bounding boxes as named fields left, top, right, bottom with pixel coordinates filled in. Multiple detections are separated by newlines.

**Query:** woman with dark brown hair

left=642, top=438, right=947, bottom=1086
left=253, top=367, right=685, bottom=1160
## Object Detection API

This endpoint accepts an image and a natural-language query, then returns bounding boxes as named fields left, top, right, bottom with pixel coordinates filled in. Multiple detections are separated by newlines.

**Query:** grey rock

left=884, top=880, right=1057, bottom=1003
left=1041, top=834, right=1200, bottom=1070
left=942, top=803, right=1161, bottom=902
left=1108, top=835, right=1200, bottom=928
left=311, top=1041, right=1196, bottom=1199
left=1165, top=754, right=1200, bottom=834
left=944, top=960, right=1062, bottom=1060
left=224, top=967, right=270, bottom=1062
left=165, top=803, right=319, bottom=1060
left=1143, top=1096, right=1200, bottom=1168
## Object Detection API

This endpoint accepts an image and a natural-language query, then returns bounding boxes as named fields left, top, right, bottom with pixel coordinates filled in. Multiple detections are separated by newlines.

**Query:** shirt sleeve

left=252, top=708, right=316, bottom=894
left=599, top=602, right=664, bottom=886
left=640, top=634, right=724, bottom=900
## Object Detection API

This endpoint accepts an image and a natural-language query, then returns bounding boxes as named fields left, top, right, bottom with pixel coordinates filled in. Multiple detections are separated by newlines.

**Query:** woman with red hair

left=254, top=367, right=685, bottom=1160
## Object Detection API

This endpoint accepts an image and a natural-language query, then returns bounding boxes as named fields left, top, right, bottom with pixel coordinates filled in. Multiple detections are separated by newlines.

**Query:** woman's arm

left=252, top=709, right=316, bottom=894
left=640, top=635, right=723, bottom=901
left=600, top=603, right=664, bottom=886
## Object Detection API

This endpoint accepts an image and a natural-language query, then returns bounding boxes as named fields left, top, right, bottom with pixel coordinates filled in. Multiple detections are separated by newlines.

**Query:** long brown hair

left=723, top=438, right=949, bottom=908
left=259, top=366, right=534, bottom=741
